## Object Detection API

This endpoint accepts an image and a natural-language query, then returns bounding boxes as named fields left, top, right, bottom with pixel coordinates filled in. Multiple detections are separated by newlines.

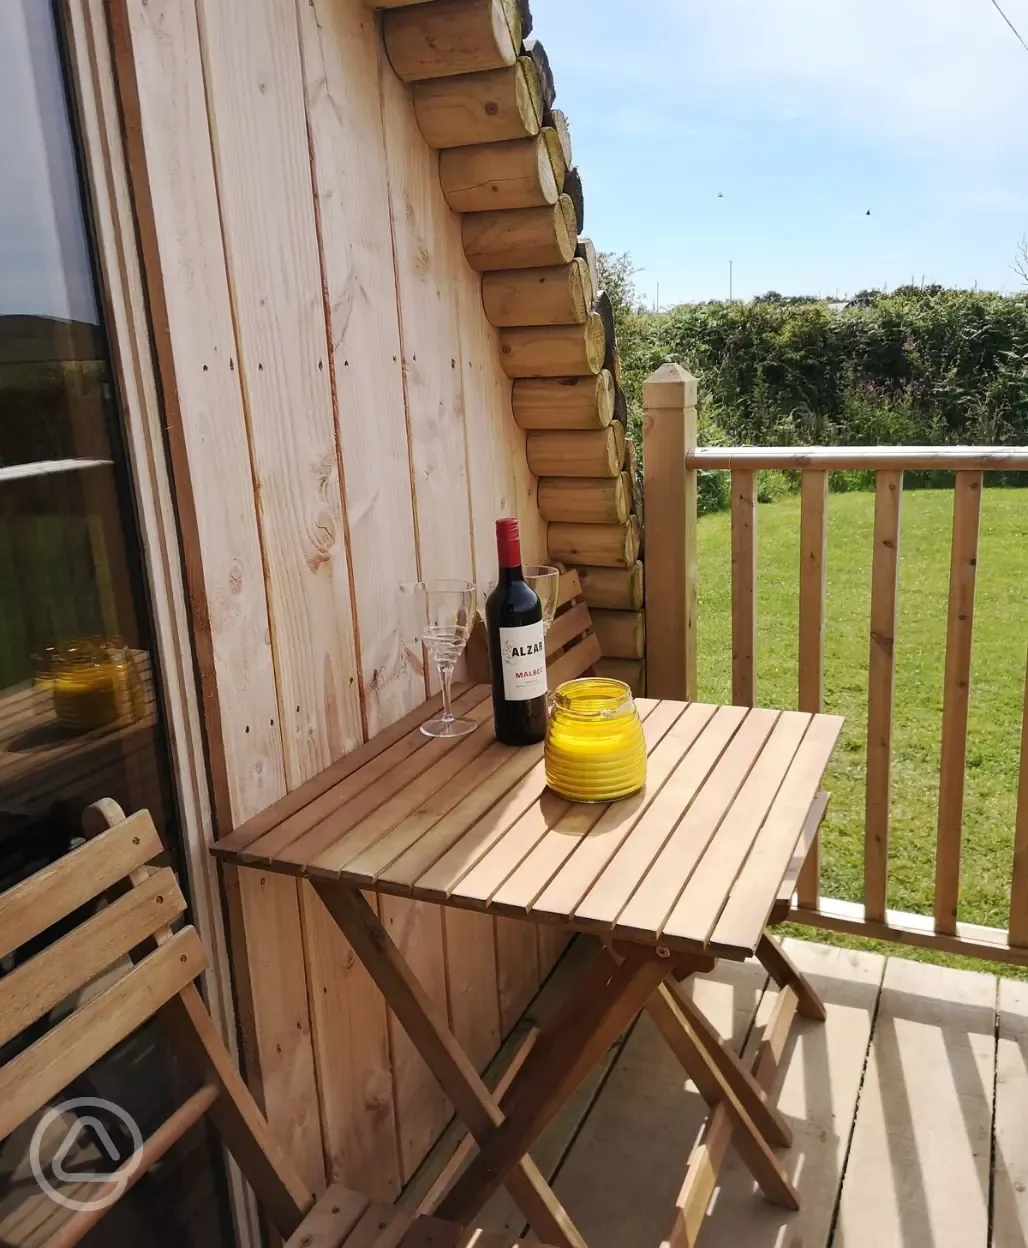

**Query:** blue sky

left=538, top=0, right=1028, bottom=306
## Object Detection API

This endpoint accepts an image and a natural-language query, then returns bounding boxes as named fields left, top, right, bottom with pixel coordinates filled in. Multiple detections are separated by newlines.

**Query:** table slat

left=449, top=703, right=661, bottom=908
left=613, top=708, right=781, bottom=942
left=530, top=702, right=718, bottom=922
left=376, top=746, right=544, bottom=889
left=237, top=687, right=492, bottom=867
left=489, top=702, right=686, bottom=914
left=340, top=741, right=519, bottom=885
left=571, top=705, right=747, bottom=931
left=708, top=714, right=844, bottom=956
left=306, top=704, right=498, bottom=877
left=660, top=712, right=812, bottom=948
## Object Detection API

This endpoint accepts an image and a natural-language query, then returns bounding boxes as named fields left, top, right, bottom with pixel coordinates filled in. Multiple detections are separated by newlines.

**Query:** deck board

left=393, top=937, right=1023, bottom=1248
left=833, top=958, right=996, bottom=1248
left=551, top=958, right=769, bottom=1247
left=993, top=978, right=1028, bottom=1246
left=698, top=940, right=884, bottom=1247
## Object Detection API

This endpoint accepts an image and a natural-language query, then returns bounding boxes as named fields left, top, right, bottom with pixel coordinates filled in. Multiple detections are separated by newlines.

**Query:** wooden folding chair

left=0, top=799, right=556, bottom=1248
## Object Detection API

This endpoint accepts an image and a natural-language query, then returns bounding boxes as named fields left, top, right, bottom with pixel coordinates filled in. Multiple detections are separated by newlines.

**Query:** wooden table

left=214, top=688, right=843, bottom=1248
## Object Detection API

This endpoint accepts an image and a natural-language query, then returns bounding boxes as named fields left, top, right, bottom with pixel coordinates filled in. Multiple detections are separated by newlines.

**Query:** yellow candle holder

left=44, top=637, right=143, bottom=733
left=544, top=677, right=646, bottom=803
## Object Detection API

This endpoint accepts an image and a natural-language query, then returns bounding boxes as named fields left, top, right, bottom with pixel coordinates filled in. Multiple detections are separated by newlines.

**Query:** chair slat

left=796, top=470, right=828, bottom=908
left=545, top=599, right=590, bottom=657
left=0, top=809, right=162, bottom=960
left=0, top=926, right=206, bottom=1141
left=0, top=866, right=186, bottom=1049
left=556, top=568, right=582, bottom=608
left=730, top=468, right=757, bottom=706
left=934, top=471, right=983, bottom=935
left=863, top=470, right=903, bottom=923
left=547, top=633, right=601, bottom=687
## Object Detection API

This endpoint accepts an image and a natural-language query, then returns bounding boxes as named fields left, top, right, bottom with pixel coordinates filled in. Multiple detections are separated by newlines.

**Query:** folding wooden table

left=214, top=688, right=843, bottom=1248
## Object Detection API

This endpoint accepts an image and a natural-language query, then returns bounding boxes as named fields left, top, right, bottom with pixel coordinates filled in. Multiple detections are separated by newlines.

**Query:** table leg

left=311, top=883, right=586, bottom=1248
left=435, top=948, right=669, bottom=1228
left=649, top=980, right=792, bottom=1148
left=670, top=978, right=800, bottom=1248
left=645, top=981, right=798, bottom=1211
left=757, top=931, right=826, bottom=1021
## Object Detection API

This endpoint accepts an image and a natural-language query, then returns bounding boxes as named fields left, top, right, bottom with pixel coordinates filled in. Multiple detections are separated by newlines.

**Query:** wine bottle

left=485, top=518, right=548, bottom=746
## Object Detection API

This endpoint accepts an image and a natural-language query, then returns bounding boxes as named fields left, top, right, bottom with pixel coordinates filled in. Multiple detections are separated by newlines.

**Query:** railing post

left=642, top=363, right=698, bottom=700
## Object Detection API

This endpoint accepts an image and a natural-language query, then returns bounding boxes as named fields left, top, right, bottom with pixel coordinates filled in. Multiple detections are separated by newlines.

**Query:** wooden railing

left=642, top=362, right=1028, bottom=968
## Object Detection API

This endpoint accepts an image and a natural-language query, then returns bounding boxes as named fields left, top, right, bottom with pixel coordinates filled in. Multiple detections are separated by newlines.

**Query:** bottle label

left=499, top=622, right=547, bottom=702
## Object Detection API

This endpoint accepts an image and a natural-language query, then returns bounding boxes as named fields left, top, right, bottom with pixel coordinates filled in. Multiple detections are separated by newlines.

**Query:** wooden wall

left=109, top=0, right=551, bottom=1201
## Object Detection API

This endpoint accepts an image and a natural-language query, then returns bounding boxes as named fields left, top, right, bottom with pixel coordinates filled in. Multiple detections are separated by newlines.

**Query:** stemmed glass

left=522, top=565, right=561, bottom=635
left=402, top=580, right=478, bottom=738
left=523, top=565, right=560, bottom=707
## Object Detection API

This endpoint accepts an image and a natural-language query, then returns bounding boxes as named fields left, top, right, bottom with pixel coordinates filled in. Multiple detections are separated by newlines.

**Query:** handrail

left=642, top=364, right=1028, bottom=970
left=688, top=446, right=1028, bottom=471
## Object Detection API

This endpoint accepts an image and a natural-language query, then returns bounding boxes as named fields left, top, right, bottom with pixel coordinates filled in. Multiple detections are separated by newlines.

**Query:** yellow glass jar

left=47, top=637, right=143, bottom=733
left=544, top=677, right=647, bottom=802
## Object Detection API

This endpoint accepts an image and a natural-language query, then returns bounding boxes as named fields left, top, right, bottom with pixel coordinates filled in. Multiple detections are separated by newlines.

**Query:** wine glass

left=401, top=580, right=478, bottom=738
left=522, top=565, right=561, bottom=635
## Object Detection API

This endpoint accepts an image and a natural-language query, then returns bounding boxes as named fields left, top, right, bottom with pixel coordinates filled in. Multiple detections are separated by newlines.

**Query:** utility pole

left=729, top=260, right=734, bottom=301
left=655, top=282, right=660, bottom=314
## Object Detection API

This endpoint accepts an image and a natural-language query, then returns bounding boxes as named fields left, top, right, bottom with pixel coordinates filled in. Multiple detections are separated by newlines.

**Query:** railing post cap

left=643, top=362, right=698, bottom=408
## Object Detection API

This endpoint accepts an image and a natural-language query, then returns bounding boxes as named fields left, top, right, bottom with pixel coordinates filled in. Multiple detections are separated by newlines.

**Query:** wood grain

left=934, top=471, right=983, bottom=934
left=730, top=468, right=757, bottom=707
left=864, top=470, right=903, bottom=923
left=796, top=469, right=828, bottom=908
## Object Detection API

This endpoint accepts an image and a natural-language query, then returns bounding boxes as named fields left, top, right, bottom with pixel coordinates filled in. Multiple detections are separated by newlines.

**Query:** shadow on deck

left=403, top=937, right=1028, bottom=1248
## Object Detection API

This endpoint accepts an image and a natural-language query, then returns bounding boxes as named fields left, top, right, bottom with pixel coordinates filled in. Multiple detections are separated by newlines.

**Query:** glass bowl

left=544, top=677, right=646, bottom=802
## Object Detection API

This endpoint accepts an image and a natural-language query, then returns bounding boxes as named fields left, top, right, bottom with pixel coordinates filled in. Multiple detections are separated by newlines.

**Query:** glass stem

left=440, top=664, right=455, bottom=724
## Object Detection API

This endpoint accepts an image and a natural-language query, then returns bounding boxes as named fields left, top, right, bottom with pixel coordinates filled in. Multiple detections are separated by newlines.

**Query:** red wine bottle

left=485, top=518, right=548, bottom=746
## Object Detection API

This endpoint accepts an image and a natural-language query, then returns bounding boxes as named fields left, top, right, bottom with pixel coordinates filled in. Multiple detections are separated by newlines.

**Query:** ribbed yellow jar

left=46, top=637, right=143, bottom=733
left=544, top=677, right=646, bottom=802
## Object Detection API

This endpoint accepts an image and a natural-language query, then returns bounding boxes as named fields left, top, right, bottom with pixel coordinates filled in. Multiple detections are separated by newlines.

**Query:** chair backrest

left=0, top=799, right=312, bottom=1244
left=466, top=567, right=600, bottom=687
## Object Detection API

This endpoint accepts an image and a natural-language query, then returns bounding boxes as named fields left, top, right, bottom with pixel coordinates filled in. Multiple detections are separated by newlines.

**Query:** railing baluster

left=1009, top=654, right=1028, bottom=946
left=864, top=470, right=903, bottom=923
left=730, top=468, right=757, bottom=707
left=796, top=470, right=828, bottom=909
left=934, top=471, right=983, bottom=935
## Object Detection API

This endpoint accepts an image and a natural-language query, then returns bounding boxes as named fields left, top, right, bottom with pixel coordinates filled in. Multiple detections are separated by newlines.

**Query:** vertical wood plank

left=298, top=0, right=422, bottom=738
left=380, top=895, right=452, bottom=1182
left=496, top=916, right=541, bottom=1036
left=730, top=468, right=757, bottom=707
left=294, top=0, right=414, bottom=1193
left=109, top=0, right=325, bottom=1194
left=934, top=471, right=983, bottom=935
left=642, top=363, right=698, bottom=700
left=864, top=469, right=903, bottom=924
left=1009, top=652, right=1028, bottom=946
left=108, top=0, right=285, bottom=826
left=195, top=0, right=363, bottom=778
left=796, top=470, right=828, bottom=908
left=379, top=31, right=474, bottom=587
left=378, top=32, right=474, bottom=1181
left=300, top=885, right=400, bottom=1199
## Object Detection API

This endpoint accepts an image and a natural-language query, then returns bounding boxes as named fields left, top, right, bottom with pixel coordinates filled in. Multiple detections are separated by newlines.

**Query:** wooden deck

left=402, top=936, right=1028, bottom=1248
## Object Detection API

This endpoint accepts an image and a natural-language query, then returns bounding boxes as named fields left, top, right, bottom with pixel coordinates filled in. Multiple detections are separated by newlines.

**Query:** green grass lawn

left=695, top=485, right=1028, bottom=974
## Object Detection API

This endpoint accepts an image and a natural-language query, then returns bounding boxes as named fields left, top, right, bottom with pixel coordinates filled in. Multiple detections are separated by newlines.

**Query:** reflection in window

left=0, top=4, right=232, bottom=1245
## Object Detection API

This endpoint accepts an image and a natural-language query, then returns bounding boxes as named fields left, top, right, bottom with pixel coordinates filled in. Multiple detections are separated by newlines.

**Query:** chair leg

left=157, top=985, right=313, bottom=1239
